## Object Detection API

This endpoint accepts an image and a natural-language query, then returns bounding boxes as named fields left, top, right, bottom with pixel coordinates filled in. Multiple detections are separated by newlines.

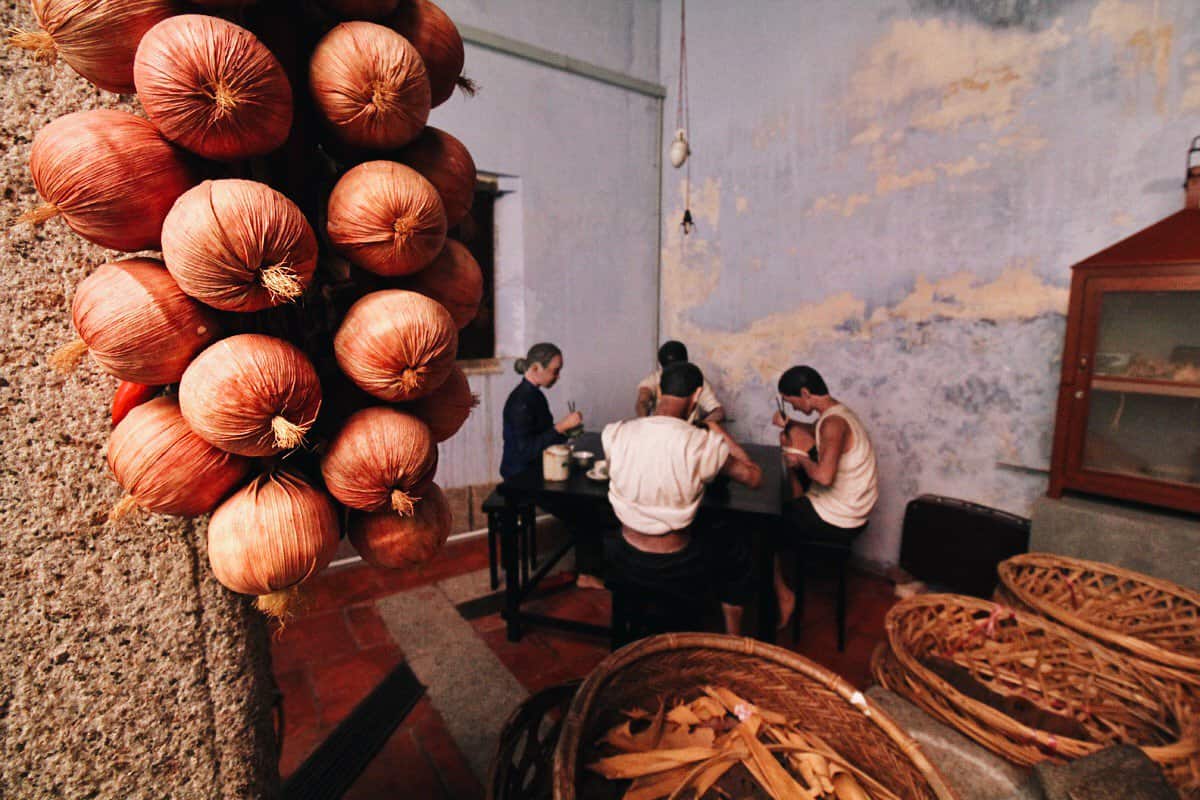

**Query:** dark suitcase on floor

left=900, top=495, right=1031, bottom=598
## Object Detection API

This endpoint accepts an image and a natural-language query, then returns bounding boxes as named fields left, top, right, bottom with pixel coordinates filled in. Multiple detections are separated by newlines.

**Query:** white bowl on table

left=571, top=450, right=594, bottom=471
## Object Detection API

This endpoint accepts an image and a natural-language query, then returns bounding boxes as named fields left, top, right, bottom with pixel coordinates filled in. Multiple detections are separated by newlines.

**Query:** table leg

left=487, top=512, right=499, bottom=591
left=501, top=502, right=523, bottom=642
left=755, top=524, right=776, bottom=643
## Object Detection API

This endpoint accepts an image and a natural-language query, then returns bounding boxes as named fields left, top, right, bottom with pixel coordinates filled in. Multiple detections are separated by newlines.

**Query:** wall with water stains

left=429, top=0, right=663, bottom=490
left=658, top=0, right=1200, bottom=564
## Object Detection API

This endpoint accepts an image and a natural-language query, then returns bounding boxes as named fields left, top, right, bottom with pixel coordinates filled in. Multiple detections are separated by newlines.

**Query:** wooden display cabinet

left=1048, top=154, right=1200, bottom=514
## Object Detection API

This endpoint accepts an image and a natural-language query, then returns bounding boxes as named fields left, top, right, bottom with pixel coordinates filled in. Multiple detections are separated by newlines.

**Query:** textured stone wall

left=657, top=0, right=1200, bottom=565
left=0, top=2, right=278, bottom=797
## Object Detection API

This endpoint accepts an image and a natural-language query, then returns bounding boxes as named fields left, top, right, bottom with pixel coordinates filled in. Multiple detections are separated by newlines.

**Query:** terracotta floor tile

left=371, top=539, right=491, bottom=596
left=278, top=722, right=332, bottom=779
left=526, top=588, right=606, bottom=621
left=469, top=612, right=508, bottom=635
left=345, top=603, right=393, bottom=650
left=304, top=564, right=386, bottom=614
left=523, top=663, right=587, bottom=694
left=402, top=696, right=441, bottom=732
left=406, top=698, right=486, bottom=800
left=341, top=728, right=446, bottom=800
left=309, top=644, right=405, bottom=727
left=271, top=609, right=359, bottom=672
left=479, top=628, right=562, bottom=692
left=541, top=631, right=609, bottom=676
left=275, top=668, right=318, bottom=733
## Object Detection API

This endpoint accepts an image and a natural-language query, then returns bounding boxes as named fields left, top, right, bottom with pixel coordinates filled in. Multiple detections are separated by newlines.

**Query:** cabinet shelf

left=1091, top=376, right=1200, bottom=399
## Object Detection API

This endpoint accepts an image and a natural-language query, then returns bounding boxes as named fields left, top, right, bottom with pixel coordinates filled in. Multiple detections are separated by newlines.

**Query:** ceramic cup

left=543, top=444, right=570, bottom=481
left=592, top=459, right=608, bottom=479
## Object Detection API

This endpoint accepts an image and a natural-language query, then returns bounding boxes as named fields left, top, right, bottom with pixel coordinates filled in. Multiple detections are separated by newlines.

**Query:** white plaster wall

left=431, top=1, right=663, bottom=487
left=657, top=0, right=1200, bottom=564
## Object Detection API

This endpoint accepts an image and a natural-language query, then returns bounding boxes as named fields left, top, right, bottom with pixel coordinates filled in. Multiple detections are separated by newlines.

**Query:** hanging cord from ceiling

left=676, top=0, right=693, bottom=235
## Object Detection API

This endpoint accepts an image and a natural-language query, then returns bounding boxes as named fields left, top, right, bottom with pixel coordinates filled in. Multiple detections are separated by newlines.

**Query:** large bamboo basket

left=884, top=594, right=1200, bottom=796
left=998, top=553, right=1200, bottom=684
left=553, top=633, right=958, bottom=800
left=869, top=642, right=1049, bottom=766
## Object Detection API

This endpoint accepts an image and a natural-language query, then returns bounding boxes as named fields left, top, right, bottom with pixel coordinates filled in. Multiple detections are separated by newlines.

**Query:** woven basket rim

left=552, top=632, right=959, bottom=800
left=885, top=594, right=1199, bottom=764
left=998, top=552, right=1200, bottom=676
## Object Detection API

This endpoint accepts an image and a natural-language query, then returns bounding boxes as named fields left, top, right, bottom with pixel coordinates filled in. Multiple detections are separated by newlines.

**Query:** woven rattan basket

left=553, top=633, right=958, bottom=799
left=998, top=553, right=1200, bottom=683
left=869, top=642, right=1049, bottom=766
left=883, top=594, right=1200, bottom=796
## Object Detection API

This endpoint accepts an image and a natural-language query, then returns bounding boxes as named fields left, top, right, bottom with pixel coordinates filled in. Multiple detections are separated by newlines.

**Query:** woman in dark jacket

left=500, top=342, right=581, bottom=479
left=501, top=342, right=602, bottom=587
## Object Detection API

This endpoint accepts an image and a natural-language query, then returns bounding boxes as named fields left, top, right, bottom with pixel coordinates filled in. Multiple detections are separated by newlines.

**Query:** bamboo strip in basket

left=554, top=632, right=958, bottom=800
left=998, top=553, right=1200, bottom=684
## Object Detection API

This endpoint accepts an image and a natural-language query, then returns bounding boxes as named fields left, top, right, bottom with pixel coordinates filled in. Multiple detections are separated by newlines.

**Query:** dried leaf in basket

left=588, top=689, right=888, bottom=800
left=667, top=704, right=704, bottom=727
left=735, top=718, right=815, bottom=799
left=590, top=747, right=723, bottom=779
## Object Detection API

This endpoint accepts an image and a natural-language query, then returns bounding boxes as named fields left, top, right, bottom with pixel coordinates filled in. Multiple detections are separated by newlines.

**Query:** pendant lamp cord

left=677, top=0, right=693, bottom=234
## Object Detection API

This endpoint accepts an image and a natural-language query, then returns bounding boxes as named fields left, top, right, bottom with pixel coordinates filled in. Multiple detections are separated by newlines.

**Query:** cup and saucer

left=586, top=459, right=609, bottom=482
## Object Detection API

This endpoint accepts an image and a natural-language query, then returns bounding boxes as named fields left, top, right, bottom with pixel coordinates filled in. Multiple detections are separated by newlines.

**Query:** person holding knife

left=771, top=365, right=878, bottom=629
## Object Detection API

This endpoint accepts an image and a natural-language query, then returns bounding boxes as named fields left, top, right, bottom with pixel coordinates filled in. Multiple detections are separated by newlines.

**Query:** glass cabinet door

left=1081, top=288, right=1200, bottom=487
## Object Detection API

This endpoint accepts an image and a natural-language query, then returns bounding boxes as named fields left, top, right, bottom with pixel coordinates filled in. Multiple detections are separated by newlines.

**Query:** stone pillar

left=1030, top=496, right=1200, bottom=591
left=0, top=6, right=278, bottom=798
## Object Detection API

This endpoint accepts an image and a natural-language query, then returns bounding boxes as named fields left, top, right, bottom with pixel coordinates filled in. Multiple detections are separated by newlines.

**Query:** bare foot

left=777, top=587, right=796, bottom=631
left=575, top=573, right=605, bottom=590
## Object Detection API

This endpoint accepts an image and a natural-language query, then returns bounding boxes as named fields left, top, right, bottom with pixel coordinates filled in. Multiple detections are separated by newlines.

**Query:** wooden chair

left=482, top=490, right=538, bottom=591
left=788, top=523, right=867, bottom=652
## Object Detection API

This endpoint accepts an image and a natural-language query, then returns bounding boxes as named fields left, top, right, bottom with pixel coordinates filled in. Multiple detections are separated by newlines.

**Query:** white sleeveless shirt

left=807, top=403, right=878, bottom=529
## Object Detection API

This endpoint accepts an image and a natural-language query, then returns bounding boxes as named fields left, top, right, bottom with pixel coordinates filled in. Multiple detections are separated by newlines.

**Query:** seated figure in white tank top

left=770, top=365, right=879, bottom=630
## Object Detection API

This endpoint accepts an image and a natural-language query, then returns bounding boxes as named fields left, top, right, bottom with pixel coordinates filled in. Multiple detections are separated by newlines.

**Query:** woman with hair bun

left=500, top=342, right=603, bottom=588
left=500, top=342, right=578, bottom=479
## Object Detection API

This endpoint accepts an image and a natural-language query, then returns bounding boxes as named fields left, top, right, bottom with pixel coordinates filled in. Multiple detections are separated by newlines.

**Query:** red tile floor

left=271, top=537, right=897, bottom=797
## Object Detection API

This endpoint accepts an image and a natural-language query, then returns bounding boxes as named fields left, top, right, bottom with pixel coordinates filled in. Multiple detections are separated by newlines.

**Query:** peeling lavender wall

left=658, top=0, right=1200, bottom=564
left=428, top=0, right=663, bottom=489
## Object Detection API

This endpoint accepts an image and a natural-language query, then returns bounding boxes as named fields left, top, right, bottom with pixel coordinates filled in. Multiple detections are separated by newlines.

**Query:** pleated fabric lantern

left=207, top=469, right=341, bottom=619
left=334, top=289, right=458, bottom=402
left=134, top=14, right=293, bottom=160
left=57, top=258, right=220, bottom=385
left=309, top=21, right=430, bottom=149
left=8, top=0, right=177, bottom=94
left=326, top=160, right=446, bottom=276
left=161, top=179, right=318, bottom=312
left=22, top=110, right=196, bottom=251
left=386, top=0, right=468, bottom=108
left=107, top=397, right=250, bottom=520
left=404, top=365, right=477, bottom=443
left=180, top=334, right=323, bottom=456
left=349, top=482, right=453, bottom=568
left=403, top=239, right=483, bottom=330
left=394, top=126, right=476, bottom=227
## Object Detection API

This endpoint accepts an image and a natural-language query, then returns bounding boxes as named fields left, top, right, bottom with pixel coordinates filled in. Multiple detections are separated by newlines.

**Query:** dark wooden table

left=496, top=432, right=786, bottom=643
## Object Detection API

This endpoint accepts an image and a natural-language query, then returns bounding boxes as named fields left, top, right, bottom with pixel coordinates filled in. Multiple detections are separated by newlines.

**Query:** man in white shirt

left=604, top=362, right=762, bottom=634
left=635, top=341, right=725, bottom=423
left=771, top=365, right=879, bottom=629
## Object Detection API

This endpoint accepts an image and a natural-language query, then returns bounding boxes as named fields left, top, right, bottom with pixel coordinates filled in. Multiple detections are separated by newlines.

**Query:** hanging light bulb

left=669, top=128, right=690, bottom=169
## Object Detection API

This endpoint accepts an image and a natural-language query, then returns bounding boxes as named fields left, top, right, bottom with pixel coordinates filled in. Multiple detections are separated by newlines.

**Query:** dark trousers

left=532, top=493, right=610, bottom=577
left=779, top=497, right=865, bottom=548
left=603, top=521, right=753, bottom=607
